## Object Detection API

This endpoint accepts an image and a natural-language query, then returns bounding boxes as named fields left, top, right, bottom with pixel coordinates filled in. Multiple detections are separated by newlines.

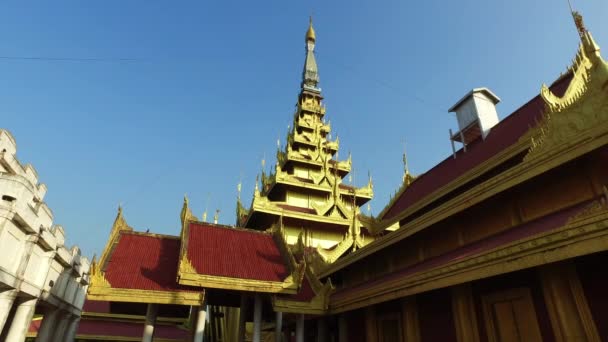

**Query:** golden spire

left=306, top=16, right=316, bottom=42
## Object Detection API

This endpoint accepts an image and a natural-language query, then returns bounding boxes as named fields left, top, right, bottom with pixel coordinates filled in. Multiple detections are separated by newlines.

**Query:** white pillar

left=193, top=305, right=207, bottom=342
left=252, top=294, right=262, bottom=342
left=62, top=314, right=80, bottom=342
left=51, top=311, right=71, bottom=342
left=238, top=295, right=248, bottom=342
left=5, top=297, right=37, bottom=342
left=274, top=311, right=283, bottom=342
left=338, top=314, right=348, bottom=342
left=0, top=290, right=18, bottom=333
left=142, top=303, right=158, bottom=342
left=35, top=308, right=60, bottom=342
left=317, top=318, right=327, bottom=342
left=295, top=314, right=305, bottom=342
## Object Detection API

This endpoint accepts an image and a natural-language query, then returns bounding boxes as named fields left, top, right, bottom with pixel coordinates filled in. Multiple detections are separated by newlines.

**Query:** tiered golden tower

left=237, top=18, right=374, bottom=264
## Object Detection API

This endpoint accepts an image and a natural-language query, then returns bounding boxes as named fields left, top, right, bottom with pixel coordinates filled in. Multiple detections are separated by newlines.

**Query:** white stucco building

left=0, top=129, right=89, bottom=342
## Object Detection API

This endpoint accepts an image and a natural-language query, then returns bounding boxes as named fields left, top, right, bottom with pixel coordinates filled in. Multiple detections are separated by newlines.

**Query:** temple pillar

left=401, top=297, right=421, bottom=342
left=5, top=297, right=37, bottom=342
left=63, top=314, right=81, bottom=342
left=539, top=262, right=600, bottom=342
left=208, top=306, right=216, bottom=341
left=35, top=308, right=60, bottom=342
left=252, top=294, right=262, bottom=342
left=193, top=305, right=207, bottom=342
left=338, top=314, right=348, bottom=342
left=142, top=303, right=158, bottom=342
left=365, top=306, right=378, bottom=342
left=295, top=314, right=305, bottom=342
left=275, top=311, right=283, bottom=342
left=238, top=294, right=248, bottom=342
left=451, top=283, right=480, bottom=342
left=317, top=318, right=327, bottom=342
left=0, top=289, right=17, bottom=333
left=51, top=310, right=71, bottom=342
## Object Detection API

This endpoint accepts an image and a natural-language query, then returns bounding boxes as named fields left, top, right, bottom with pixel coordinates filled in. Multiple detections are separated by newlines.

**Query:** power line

left=0, top=56, right=139, bottom=62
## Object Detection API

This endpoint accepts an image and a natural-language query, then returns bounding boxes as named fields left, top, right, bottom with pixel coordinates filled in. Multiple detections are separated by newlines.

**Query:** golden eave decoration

left=273, top=264, right=334, bottom=315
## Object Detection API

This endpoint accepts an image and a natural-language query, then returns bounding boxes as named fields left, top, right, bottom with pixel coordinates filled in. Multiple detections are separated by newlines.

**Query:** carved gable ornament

left=525, top=29, right=608, bottom=162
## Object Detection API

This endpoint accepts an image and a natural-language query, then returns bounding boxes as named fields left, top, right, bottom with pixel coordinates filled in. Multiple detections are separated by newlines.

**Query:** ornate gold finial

left=180, top=194, right=192, bottom=224
left=572, top=11, right=586, bottom=38
left=306, top=16, right=316, bottom=42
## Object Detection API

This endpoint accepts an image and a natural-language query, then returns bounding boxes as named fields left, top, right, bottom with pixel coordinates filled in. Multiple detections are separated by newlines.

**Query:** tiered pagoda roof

left=237, top=18, right=375, bottom=264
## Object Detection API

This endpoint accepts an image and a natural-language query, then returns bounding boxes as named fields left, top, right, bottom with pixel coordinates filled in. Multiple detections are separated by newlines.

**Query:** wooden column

left=142, top=303, right=158, bottom=342
left=338, top=314, right=348, bottom=342
left=238, top=295, right=248, bottom=342
left=365, top=306, right=378, bottom=342
left=253, top=294, right=262, bottom=342
left=5, top=297, right=37, bottom=342
left=401, top=297, right=421, bottom=342
left=451, top=283, right=480, bottom=342
left=317, top=317, right=327, bottom=342
left=539, top=261, right=600, bottom=342
left=295, top=313, right=305, bottom=342
left=275, top=311, right=283, bottom=342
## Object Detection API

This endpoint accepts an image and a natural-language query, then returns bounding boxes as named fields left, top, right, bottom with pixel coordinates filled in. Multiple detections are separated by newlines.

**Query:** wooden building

left=316, top=12, right=608, bottom=342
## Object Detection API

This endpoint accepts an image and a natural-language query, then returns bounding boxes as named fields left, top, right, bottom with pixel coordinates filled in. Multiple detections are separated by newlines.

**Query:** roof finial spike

left=302, top=16, right=320, bottom=91
left=213, top=209, right=220, bottom=224
left=567, top=0, right=586, bottom=38
left=306, top=16, right=316, bottom=42
left=403, top=140, right=410, bottom=176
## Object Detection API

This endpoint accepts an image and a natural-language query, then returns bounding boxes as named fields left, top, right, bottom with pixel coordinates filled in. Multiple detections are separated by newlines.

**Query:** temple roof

left=103, top=232, right=194, bottom=292
left=381, top=73, right=573, bottom=221
left=89, top=209, right=204, bottom=305
left=185, top=222, right=290, bottom=282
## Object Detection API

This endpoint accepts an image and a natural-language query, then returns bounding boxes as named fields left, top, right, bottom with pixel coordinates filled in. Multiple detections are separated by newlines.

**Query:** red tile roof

left=104, top=232, right=194, bottom=292
left=187, top=222, right=290, bottom=282
left=334, top=197, right=593, bottom=301
left=382, top=75, right=573, bottom=220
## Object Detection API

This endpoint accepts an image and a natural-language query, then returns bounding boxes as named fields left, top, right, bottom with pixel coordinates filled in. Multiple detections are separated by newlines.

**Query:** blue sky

left=2, top=1, right=606, bottom=257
